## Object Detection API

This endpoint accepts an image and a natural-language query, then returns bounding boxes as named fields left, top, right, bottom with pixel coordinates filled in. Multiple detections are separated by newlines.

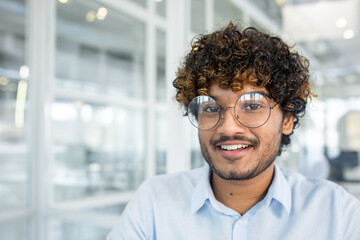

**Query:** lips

left=210, top=135, right=258, bottom=147
left=210, top=136, right=258, bottom=159
left=213, top=141, right=253, bottom=159
left=220, top=144, right=250, bottom=151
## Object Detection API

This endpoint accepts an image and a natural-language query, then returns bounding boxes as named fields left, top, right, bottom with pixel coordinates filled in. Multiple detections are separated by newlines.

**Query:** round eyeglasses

left=187, top=92, right=278, bottom=130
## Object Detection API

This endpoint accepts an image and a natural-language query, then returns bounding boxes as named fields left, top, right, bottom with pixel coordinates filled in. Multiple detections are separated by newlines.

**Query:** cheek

left=198, top=131, right=213, bottom=143
left=198, top=131, right=218, bottom=152
left=254, top=119, right=283, bottom=142
left=267, top=113, right=285, bottom=133
left=198, top=132, right=206, bottom=147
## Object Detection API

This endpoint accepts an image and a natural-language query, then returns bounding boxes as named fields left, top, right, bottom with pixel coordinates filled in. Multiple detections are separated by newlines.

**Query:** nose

left=216, top=107, right=248, bottom=135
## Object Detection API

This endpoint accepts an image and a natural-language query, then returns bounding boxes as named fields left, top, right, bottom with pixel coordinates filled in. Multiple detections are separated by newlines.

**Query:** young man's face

left=198, top=82, right=294, bottom=180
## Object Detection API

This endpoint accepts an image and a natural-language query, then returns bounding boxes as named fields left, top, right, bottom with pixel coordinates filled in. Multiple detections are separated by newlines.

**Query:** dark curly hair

left=173, top=22, right=316, bottom=154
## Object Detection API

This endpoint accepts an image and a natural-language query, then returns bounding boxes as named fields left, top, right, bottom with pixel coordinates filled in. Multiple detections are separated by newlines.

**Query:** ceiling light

left=58, top=0, right=69, bottom=4
left=86, top=11, right=96, bottom=22
left=336, top=18, right=347, bottom=28
left=89, top=163, right=102, bottom=172
left=19, top=65, right=29, bottom=79
left=345, top=74, right=356, bottom=83
left=0, top=77, right=9, bottom=86
left=343, top=30, right=355, bottom=39
left=75, top=100, right=84, bottom=108
left=155, top=0, right=163, bottom=2
left=275, top=0, right=284, bottom=7
left=96, top=7, right=108, bottom=20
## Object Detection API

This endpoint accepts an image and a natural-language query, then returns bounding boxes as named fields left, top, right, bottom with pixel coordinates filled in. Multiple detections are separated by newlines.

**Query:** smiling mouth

left=220, top=144, right=250, bottom=151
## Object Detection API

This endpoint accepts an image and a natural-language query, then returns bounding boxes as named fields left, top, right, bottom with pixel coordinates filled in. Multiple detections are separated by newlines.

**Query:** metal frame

left=165, top=0, right=192, bottom=174
left=145, top=0, right=157, bottom=179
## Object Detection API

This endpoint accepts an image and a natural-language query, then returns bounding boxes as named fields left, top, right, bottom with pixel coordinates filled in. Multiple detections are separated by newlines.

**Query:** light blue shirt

left=107, top=164, right=360, bottom=240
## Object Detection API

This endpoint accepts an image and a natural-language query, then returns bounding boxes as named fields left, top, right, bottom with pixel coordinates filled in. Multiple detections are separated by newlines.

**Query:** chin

left=209, top=157, right=275, bottom=181
left=211, top=166, right=257, bottom=180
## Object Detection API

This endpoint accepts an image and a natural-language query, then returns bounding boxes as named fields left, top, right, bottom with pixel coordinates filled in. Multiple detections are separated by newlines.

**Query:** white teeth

left=221, top=144, right=249, bottom=150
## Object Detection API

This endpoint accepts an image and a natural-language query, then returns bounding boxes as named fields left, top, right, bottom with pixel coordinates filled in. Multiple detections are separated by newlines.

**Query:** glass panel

left=191, top=0, right=205, bottom=33
left=156, top=29, right=166, bottom=102
left=155, top=29, right=166, bottom=174
left=51, top=99, right=145, bottom=201
left=214, top=0, right=243, bottom=28
left=0, top=0, right=28, bottom=210
left=249, top=18, right=270, bottom=33
left=56, top=0, right=146, bottom=99
left=50, top=218, right=109, bottom=240
left=248, top=0, right=282, bottom=25
left=88, top=203, right=127, bottom=215
left=279, top=97, right=360, bottom=200
left=156, top=111, right=167, bottom=174
left=128, top=0, right=146, bottom=7
left=0, top=218, right=29, bottom=240
left=323, top=99, right=360, bottom=199
left=278, top=0, right=360, bottom=199
left=156, top=0, right=166, bottom=18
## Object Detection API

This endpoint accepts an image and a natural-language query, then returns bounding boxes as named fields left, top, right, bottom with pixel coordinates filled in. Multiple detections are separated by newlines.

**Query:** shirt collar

left=191, top=165, right=213, bottom=214
left=266, top=164, right=292, bottom=215
left=190, top=164, right=292, bottom=215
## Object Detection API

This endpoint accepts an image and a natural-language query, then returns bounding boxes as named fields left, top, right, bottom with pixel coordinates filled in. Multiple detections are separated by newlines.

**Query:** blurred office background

left=0, top=0, right=360, bottom=239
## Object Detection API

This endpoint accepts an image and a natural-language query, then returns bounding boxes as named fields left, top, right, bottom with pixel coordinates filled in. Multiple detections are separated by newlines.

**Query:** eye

left=203, top=106, right=219, bottom=113
left=243, top=103, right=262, bottom=111
left=200, top=103, right=219, bottom=113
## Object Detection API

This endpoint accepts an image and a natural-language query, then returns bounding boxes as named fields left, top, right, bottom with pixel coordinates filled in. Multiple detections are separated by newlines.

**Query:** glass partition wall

left=0, top=0, right=359, bottom=239
left=54, top=0, right=147, bottom=202
left=50, top=0, right=168, bottom=239
left=0, top=0, right=169, bottom=239
left=0, top=0, right=30, bottom=239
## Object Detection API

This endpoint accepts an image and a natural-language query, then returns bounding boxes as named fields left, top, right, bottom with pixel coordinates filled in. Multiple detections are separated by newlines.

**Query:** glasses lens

left=235, top=92, right=271, bottom=128
left=187, top=96, right=220, bottom=129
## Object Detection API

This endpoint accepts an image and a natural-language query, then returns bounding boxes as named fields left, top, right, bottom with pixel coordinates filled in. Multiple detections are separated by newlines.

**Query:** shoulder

left=272, top=167, right=360, bottom=238
left=137, top=166, right=207, bottom=197
left=281, top=167, right=342, bottom=192
left=145, top=166, right=206, bottom=186
left=280, top=167, right=360, bottom=208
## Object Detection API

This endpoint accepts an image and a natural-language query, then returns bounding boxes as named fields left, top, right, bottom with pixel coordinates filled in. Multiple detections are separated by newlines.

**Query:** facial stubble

left=199, top=127, right=283, bottom=181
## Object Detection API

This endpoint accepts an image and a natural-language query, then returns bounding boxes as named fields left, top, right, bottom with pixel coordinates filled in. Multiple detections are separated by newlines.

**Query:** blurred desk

left=326, top=150, right=360, bottom=182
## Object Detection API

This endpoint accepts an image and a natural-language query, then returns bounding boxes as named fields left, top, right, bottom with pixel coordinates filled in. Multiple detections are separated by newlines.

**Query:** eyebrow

left=209, top=95, right=220, bottom=101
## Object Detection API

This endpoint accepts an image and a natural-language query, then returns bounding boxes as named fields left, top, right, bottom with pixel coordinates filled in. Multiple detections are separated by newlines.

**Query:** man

left=108, top=23, right=360, bottom=239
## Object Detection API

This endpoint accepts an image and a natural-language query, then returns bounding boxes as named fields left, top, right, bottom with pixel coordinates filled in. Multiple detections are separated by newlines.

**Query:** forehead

left=208, top=82, right=270, bottom=100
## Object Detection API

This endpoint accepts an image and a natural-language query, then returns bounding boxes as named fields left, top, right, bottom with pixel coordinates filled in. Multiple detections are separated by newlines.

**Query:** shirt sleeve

left=340, top=186, right=360, bottom=240
left=107, top=181, right=154, bottom=240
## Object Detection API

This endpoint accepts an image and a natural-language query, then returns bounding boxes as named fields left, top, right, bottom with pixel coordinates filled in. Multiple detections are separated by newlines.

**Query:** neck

left=211, top=164, right=275, bottom=215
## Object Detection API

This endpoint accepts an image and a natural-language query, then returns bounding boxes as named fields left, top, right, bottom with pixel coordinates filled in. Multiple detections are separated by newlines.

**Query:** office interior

left=0, top=0, right=360, bottom=239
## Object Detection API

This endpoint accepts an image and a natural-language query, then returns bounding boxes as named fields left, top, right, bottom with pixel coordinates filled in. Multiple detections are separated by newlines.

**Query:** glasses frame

left=187, top=92, right=278, bottom=130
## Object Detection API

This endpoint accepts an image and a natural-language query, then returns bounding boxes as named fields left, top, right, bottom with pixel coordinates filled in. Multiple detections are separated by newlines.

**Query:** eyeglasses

left=187, top=92, right=278, bottom=130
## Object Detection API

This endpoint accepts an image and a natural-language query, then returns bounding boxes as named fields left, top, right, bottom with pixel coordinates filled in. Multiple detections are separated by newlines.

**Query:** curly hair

left=173, top=22, right=316, bottom=154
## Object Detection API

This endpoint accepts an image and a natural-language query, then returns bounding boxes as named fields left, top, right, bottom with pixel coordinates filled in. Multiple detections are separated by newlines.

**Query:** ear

left=282, top=113, right=294, bottom=135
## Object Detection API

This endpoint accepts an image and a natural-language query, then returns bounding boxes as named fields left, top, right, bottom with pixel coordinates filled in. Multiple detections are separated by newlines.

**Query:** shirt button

left=238, top=218, right=246, bottom=224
